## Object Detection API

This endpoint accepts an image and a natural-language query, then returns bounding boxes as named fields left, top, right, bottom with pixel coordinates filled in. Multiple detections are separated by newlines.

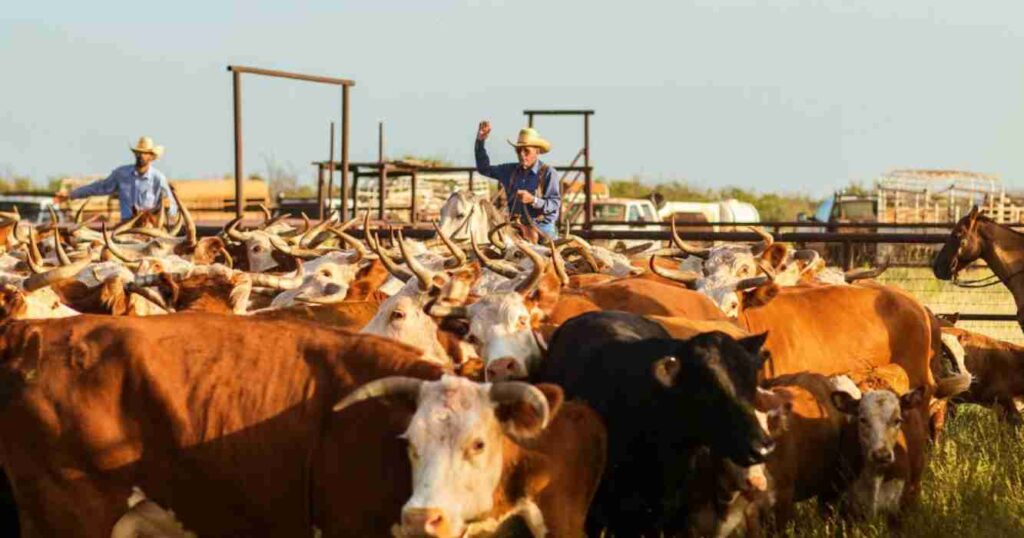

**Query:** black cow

left=535, top=310, right=774, bottom=536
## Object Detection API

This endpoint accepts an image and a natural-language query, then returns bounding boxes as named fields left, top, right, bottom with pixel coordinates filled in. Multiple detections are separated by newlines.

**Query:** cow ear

left=830, top=391, right=860, bottom=416
left=899, top=387, right=925, bottom=412
left=740, top=284, right=779, bottom=311
left=738, top=332, right=769, bottom=356
left=527, top=269, right=562, bottom=316
left=496, top=383, right=563, bottom=440
left=652, top=356, right=681, bottom=388
left=760, top=244, right=788, bottom=269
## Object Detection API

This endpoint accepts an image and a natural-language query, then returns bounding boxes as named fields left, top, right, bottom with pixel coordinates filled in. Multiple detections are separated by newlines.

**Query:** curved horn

left=397, top=230, right=436, bottom=291
left=280, top=212, right=312, bottom=238
left=112, top=211, right=147, bottom=235
left=648, top=255, right=700, bottom=286
left=489, top=382, right=552, bottom=430
left=47, top=206, right=60, bottom=227
left=248, top=260, right=305, bottom=290
left=432, top=221, right=467, bottom=269
left=27, top=228, right=44, bottom=266
left=69, top=214, right=100, bottom=235
left=117, top=227, right=175, bottom=240
left=748, top=226, right=774, bottom=253
left=0, top=206, right=20, bottom=221
left=21, top=243, right=46, bottom=274
left=72, top=201, right=86, bottom=225
left=125, top=283, right=172, bottom=312
left=22, top=258, right=89, bottom=292
left=845, top=257, right=890, bottom=283
left=53, top=230, right=71, bottom=266
left=545, top=236, right=569, bottom=287
left=327, top=227, right=367, bottom=262
left=566, top=235, right=600, bottom=273
left=258, top=203, right=272, bottom=224
left=488, top=222, right=511, bottom=255
left=733, top=275, right=771, bottom=291
left=169, top=185, right=197, bottom=247
left=299, top=213, right=335, bottom=248
left=267, top=234, right=329, bottom=260
left=670, top=220, right=710, bottom=259
left=471, top=233, right=519, bottom=279
left=332, top=376, right=424, bottom=413
left=427, top=303, right=470, bottom=318
left=102, top=223, right=143, bottom=262
left=372, top=231, right=413, bottom=282
left=156, top=204, right=167, bottom=229
left=225, top=217, right=254, bottom=243
left=514, top=239, right=546, bottom=296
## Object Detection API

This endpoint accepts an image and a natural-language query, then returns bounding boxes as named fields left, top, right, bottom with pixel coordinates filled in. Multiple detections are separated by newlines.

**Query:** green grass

left=784, top=405, right=1024, bottom=537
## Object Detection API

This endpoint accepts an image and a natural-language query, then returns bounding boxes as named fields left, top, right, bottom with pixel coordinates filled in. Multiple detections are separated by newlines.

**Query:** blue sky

left=1, top=0, right=1022, bottom=198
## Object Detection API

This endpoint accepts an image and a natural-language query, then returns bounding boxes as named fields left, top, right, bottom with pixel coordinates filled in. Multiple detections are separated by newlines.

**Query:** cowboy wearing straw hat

left=475, top=121, right=561, bottom=239
left=57, top=136, right=178, bottom=221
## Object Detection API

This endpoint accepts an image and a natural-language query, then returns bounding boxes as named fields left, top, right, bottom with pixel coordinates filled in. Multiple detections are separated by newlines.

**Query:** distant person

left=475, top=121, right=560, bottom=240
left=57, top=136, right=178, bottom=220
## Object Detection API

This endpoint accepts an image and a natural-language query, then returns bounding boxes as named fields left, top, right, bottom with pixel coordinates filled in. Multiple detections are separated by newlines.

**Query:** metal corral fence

left=577, top=221, right=1024, bottom=345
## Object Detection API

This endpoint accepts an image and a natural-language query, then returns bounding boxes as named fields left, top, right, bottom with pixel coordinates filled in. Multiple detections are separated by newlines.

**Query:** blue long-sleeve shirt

left=475, top=139, right=560, bottom=230
left=70, top=165, right=178, bottom=220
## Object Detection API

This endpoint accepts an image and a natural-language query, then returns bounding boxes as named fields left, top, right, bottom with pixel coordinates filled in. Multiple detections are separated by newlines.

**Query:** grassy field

left=785, top=405, right=1024, bottom=537
left=787, top=266, right=1024, bottom=536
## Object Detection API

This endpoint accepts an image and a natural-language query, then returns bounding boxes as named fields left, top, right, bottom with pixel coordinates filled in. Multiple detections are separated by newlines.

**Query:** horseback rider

left=474, top=121, right=561, bottom=240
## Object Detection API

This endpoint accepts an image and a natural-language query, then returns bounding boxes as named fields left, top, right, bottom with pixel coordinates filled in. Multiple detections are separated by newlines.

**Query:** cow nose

left=323, top=283, right=343, bottom=295
left=486, top=357, right=525, bottom=381
left=870, top=448, right=894, bottom=464
left=402, top=508, right=449, bottom=537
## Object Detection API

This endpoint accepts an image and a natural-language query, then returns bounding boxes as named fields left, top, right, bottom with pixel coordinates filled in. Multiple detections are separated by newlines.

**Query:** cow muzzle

left=870, top=447, right=895, bottom=465
left=486, top=357, right=527, bottom=381
left=399, top=507, right=455, bottom=538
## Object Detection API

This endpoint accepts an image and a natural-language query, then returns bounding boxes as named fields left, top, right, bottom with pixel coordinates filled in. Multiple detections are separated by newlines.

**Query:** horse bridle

left=948, top=227, right=1024, bottom=288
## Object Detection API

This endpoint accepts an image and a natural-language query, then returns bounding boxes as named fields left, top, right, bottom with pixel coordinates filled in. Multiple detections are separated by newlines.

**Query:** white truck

left=567, top=195, right=760, bottom=249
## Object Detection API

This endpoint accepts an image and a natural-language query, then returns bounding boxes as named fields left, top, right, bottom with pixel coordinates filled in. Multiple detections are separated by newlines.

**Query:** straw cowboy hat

left=507, top=127, right=551, bottom=154
left=130, top=136, right=165, bottom=159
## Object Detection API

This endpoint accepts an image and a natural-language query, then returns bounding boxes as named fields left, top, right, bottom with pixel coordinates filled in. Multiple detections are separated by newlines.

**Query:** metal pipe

left=378, top=121, right=386, bottom=220
left=527, top=113, right=534, bottom=128
left=327, top=121, right=335, bottom=218
left=341, top=85, right=351, bottom=221
left=227, top=65, right=355, bottom=87
left=316, top=163, right=326, bottom=220
left=583, top=112, right=592, bottom=229
left=232, top=71, right=243, bottom=218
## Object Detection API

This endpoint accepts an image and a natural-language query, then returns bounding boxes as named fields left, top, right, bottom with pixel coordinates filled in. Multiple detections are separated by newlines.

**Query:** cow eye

left=320, top=269, right=332, bottom=278
left=470, top=439, right=486, bottom=454
left=391, top=309, right=406, bottom=321
left=252, top=245, right=263, bottom=253
left=516, top=315, right=529, bottom=330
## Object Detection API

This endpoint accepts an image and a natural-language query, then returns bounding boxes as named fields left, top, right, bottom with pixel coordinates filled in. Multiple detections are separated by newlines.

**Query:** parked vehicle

left=0, top=193, right=60, bottom=225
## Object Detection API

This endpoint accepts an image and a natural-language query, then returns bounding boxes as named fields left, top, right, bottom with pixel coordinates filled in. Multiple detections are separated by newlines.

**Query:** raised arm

left=69, top=170, right=120, bottom=199
left=474, top=120, right=514, bottom=181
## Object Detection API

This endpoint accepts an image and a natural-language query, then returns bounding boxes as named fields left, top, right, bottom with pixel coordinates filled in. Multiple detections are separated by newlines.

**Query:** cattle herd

left=0, top=189, right=1019, bottom=537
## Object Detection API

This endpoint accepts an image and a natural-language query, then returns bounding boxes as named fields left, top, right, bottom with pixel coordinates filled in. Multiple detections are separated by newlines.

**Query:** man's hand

left=477, top=121, right=491, bottom=141
left=515, top=190, right=535, bottom=205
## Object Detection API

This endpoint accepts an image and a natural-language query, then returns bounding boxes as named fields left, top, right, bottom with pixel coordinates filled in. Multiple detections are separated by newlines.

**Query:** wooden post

left=232, top=71, right=244, bottom=217
left=583, top=113, right=593, bottom=229
left=410, top=170, right=418, bottom=222
left=340, top=85, right=351, bottom=221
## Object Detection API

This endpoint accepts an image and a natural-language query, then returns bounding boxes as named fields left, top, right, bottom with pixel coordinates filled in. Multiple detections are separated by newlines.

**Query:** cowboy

left=57, top=136, right=178, bottom=220
left=475, top=121, right=561, bottom=239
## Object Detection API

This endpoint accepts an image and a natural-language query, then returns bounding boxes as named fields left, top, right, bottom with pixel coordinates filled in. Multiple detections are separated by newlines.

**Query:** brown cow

left=941, top=326, right=1024, bottom=424
left=0, top=313, right=443, bottom=537
left=320, top=375, right=606, bottom=538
